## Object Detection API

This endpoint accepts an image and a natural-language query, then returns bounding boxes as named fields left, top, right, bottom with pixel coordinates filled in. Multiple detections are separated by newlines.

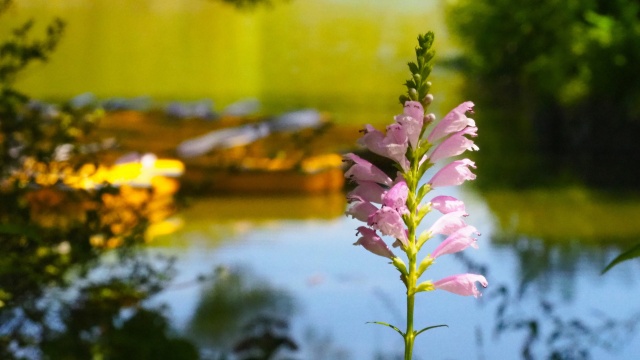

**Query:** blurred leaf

left=0, top=223, right=41, bottom=240
left=602, top=242, right=640, bottom=274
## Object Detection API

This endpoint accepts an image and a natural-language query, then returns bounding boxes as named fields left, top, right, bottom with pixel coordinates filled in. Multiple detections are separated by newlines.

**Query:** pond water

left=150, top=187, right=640, bottom=360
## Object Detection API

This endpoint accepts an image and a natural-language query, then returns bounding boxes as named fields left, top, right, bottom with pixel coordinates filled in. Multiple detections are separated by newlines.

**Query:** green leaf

left=404, top=79, right=416, bottom=89
left=415, top=324, right=448, bottom=337
left=392, top=256, right=408, bottom=276
left=417, top=257, right=434, bottom=277
left=413, top=280, right=435, bottom=294
left=408, top=61, right=419, bottom=74
left=602, top=242, right=640, bottom=274
left=416, top=183, right=431, bottom=204
left=416, top=229, right=431, bottom=249
left=417, top=157, right=432, bottom=180
left=367, top=321, right=404, bottom=337
left=0, top=223, right=41, bottom=240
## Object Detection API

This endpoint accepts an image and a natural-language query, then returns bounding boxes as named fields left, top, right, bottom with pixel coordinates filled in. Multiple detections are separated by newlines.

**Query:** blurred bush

left=0, top=2, right=191, bottom=358
left=447, top=0, right=640, bottom=189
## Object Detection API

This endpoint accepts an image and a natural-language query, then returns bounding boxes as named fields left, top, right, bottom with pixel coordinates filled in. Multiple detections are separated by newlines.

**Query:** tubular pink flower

left=428, top=210, right=467, bottom=236
left=427, top=101, right=475, bottom=143
left=367, top=206, right=408, bottom=247
left=430, top=195, right=467, bottom=215
left=428, top=159, right=477, bottom=187
left=347, top=181, right=386, bottom=204
left=345, top=198, right=378, bottom=222
left=354, top=226, right=395, bottom=259
left=382, top=180, right=409, bottom=215
left=428, top=126, right=479, bottom=163
left=358, top=124, right=410, bottom=171
left=343, top=153, right=393, bottom=186
left=394, top=100, right=424, bottom=149
left=430, top=226, right=479, bottom=259
left=358, top=125, right=386, bottom=152
left=433, top=274, right=488, bottom=298
left=384, top=124, right=410, bottom=171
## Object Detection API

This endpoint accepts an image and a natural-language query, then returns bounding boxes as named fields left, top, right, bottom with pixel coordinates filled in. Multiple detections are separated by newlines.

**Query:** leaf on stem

left=415, top=324, right=448, bottom=337
left=602, top=242, right=640, bottom=274
left=416, top=229, right=431, bottom=250
left=366, top=321, right=404, bottom=337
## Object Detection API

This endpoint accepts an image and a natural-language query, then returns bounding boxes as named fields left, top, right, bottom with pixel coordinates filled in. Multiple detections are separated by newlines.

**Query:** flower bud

left=409, top=88, right=418, bottom=100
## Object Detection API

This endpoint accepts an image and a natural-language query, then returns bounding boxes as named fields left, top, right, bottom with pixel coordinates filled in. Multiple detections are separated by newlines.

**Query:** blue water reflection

left=154, top=189, right=640, bottom=359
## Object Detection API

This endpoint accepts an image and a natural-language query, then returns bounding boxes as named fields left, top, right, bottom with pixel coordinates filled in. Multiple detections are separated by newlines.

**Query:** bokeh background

left=2, top=0, right=640, bottom=359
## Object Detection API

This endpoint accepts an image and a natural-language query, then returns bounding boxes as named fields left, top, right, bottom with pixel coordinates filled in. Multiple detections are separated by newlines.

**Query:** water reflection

left=187, top=266, right=297, bottom=359
left=154, top=187, right=640, bottom=359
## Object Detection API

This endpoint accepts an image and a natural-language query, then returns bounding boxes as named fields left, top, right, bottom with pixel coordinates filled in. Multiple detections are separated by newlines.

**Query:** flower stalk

left=344, top=32, right=487, bottom=359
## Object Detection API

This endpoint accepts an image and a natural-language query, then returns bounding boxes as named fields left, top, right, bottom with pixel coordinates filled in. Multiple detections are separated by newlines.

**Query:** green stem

left=403, top=145, right=423, bottom=360
left=404, top=249, right=417, bottom=360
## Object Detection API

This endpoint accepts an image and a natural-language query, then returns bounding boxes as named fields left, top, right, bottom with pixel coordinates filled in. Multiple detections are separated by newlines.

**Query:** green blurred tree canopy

left=447, top=0, right=640, bottom=189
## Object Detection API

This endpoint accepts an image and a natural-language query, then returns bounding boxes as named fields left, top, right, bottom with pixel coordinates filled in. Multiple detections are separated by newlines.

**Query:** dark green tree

left=447, top=0, right=640, bottom=189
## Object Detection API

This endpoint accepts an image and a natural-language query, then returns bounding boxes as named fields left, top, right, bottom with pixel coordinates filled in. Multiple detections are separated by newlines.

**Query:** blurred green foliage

left=0, top=2, right=195, bottom=358
left=447, top=0, right=640, bottom=189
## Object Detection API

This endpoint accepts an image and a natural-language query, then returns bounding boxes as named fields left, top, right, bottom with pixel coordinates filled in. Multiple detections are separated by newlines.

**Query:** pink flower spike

left=345, top=198, right=378, bottom=222
left=382, top=180, right=409, bottom=215
left=428, top=127, right=479, bottom=163
left=347, top=181, right=386, bottom=204
left=434, top=274, right=488, bottom=298
left=368, top=207, right=408, bottom=247
left=428, top=210, right=467, bottom=236
left=430, top=195, right=467, bottom=215
left=343, top=153, right=393, bottom=186
left=430, top=226, right=479, bottom=259
left=354, top=226, right=395, bottom=259
left=428, top=159, right=477, bottom=188
left=427, top=101, right=475, bottom=143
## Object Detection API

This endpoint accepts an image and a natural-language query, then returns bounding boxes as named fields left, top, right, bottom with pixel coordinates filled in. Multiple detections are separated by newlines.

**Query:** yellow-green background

left=3, top=0, right=462, bottom=123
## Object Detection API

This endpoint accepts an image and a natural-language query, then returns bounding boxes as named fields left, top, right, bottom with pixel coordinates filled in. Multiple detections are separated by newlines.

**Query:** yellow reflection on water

left=485, top=187, right=640, bottom=245
left=152, top=192, right=346, bottom=247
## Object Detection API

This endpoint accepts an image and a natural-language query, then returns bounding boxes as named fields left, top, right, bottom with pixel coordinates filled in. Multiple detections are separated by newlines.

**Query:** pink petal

left=428, top=127, right=479, bottom=163
left=434, top=273, right=488, bottom=298
left=383, top=124, right=410, bottom=171
left=345, top=198, right=378, bottom=222
left=343, top=153, right=393, bottom=186
left=428, top=210, right=467, bottom=236
left=357, top=124, right=409, bottom=172
left=427, top=101, right=475, bottom=143
left=354, top=226, right=395, bottom=259
left=430, top=195, right=467, bottom=215
left=428, top=159, right=477, bottom=188
left=358, top=125, right=387, bottom=155
left=402, top=100, right=424, bottom=124
left=347, top=181, right=386, bottom=204
left=382, top=180, right=409, bottom=215
left=394, top=101, right=424, bottom=149
left=431, top=226, right=479, bottom=259
left=367, top=206, right=408, bottom=247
